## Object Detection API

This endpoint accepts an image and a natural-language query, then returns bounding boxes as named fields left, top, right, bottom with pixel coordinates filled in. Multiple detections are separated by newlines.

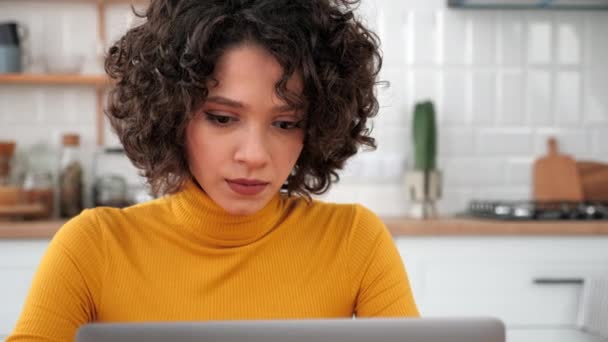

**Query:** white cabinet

left=396, top=236, right=608, bottom=342
left=0, top=240, right=49, bottom=340
left=507, top=328, right=603, bottom=342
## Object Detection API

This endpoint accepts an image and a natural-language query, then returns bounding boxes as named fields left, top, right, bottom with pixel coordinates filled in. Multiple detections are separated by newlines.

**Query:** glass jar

left=59, top=133, right=83, bottom=218
left=0, top=141, right=16, bottom=186
left=22, top=171, right=54, bottom=219
left=94, top=174, right=128, bottom=208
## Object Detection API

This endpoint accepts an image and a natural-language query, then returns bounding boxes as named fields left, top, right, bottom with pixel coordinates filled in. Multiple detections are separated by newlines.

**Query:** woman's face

left=186, top=43, right=305, bottom=215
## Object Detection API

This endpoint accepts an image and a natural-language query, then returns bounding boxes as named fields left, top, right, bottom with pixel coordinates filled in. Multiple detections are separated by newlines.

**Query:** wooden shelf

left=5, top=0, right=145, bottom=147
left=0, top=73, right=109, bottom=86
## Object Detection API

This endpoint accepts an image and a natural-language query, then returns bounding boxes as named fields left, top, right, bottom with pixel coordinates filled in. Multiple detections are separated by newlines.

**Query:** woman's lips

left=226, top=179, right=269, bottom=196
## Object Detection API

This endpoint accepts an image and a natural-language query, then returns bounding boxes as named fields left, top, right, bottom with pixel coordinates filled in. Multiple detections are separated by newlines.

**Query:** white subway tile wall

left=555, top=71, right=581, bottom=125
left=526, top=70, right=552, bottom=125
left=498, top=71, right=525, bottom=125
left=0, top=0, right=607, bottom=216
left=498, top=12, right=524, bottom=66
left=471, top=14, right=497, bottom=66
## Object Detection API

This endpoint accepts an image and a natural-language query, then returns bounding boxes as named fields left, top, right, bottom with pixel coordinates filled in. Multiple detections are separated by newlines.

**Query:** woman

left=8, top=0, right=418, bottom=340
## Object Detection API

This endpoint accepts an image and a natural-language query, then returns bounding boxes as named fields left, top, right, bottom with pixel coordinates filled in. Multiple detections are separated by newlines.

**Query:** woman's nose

left=233, top=128, right=271, bottom=169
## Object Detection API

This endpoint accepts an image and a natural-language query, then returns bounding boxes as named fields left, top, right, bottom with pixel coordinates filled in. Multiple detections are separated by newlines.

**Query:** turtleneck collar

left=169, top=179, right=285, bottom=247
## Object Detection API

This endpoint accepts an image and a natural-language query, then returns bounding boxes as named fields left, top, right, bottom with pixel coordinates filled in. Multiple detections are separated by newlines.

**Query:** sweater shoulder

left=286, top=197, right=386, bottom=238
left=307, top=198, right=383, bottom=230
left=52, top=208, right=103, bottom=249
left=88, top=196, right=173, bottom=226
left=284, top=196, right=355, bottom=222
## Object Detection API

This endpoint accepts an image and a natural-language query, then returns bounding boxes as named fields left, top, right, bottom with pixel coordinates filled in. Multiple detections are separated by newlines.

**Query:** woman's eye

left=205, top=113, right=235, bottom=125
left=273, top=120, right=303, bottom=130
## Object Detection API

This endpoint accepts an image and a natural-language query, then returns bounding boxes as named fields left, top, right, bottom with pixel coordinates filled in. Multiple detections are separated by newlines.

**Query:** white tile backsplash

left=584, top=68, right=608, bottom=125
left=534, top=128, right=592, bottom=159
left=443, top=158, right=506, bottom=186
left=105, top=4, right=141, bottom=48
left=497, top=71, right=525, bottom=125
left=555, top=13, right=583, bottom=65
left=412, top=11, right=439, bottom=65
left=372, top=125, right=409, bottom=154
left=471, top=71, right=496, bottom=125
left=442, top=11, right=470, bottom=65
left=1, top=2, right=608, bottom=216
left=439, top=127, right=475, bottom=157
left=471, top=13, right=497, bottom=65
left=555, top=71, right=581, bottom=126
left=593, top=128, right=608, bottom=158
left=0, top=87, right=41, bottom=125
left=498, top=12, right=524, bottom=66
left=39, top=88, right=96, bottom=126
left=526, top=14, right=553, bottom=65
left=505, top=158, right=534, bottom=185
left=437, top=186, right=473, bottom=214
left=476, top=128, right=533, bottom=156
left=377, top=1, right=410, bottom=68
left=377, top=67, right=408, bottom=126
left=585, top=13, right=608, bottom=67
left=441, top=70, right=469, bottom=125
left=526, top=70, right=552, bottom=125
left=40, top=88, right=71, bottom=125
left=410, top=69, right=440, bottom=103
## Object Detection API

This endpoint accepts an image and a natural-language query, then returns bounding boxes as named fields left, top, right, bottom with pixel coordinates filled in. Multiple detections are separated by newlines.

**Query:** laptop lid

left=76, top=317, right=505, bottom=342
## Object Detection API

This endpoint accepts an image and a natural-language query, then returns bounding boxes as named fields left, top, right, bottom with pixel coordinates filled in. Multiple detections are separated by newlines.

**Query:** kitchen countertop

left=0, top=220, right=67, bottom=239
left=2, top=217, right=608, bottom=239
left=383, top=217, right=608, bottom=236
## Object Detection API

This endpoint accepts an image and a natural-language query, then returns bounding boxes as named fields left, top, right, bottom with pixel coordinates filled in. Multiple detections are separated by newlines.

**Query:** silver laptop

left=76, top=317, right=505, bottom=342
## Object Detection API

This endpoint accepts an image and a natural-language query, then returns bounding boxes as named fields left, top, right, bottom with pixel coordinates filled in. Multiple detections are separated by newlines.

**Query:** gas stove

left=468, top=200, right=608, bottom=220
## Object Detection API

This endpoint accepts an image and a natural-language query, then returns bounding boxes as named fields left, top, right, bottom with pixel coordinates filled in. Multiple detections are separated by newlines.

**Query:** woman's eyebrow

left=206, top=95, right=297, bottom=113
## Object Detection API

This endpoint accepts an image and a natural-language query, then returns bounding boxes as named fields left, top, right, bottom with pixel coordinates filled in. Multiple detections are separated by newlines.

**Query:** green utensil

left=412, top=101, right=437, bottom=171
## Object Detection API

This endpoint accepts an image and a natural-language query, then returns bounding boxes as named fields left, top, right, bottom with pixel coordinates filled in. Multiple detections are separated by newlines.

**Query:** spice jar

left=59, top=134, right=83, bottom=218
left=0, top=141, right=16, bottom=185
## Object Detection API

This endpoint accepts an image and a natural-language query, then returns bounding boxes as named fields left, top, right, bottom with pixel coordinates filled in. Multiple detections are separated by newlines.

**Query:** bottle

left=59, top=134, right=83, bottom=218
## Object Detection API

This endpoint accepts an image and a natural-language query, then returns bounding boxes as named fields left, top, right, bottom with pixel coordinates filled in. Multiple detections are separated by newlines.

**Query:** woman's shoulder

left=286, top=196, right=385, bottom=234
left=56, top=196, right=171, bottom=240
left=99, top=194, right=175, bottom=218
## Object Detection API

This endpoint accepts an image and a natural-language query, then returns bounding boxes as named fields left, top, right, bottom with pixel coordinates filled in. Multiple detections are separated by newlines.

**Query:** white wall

left=0, top=0, right=607, bottom=216
left=326, top=0, right=608, bottom=215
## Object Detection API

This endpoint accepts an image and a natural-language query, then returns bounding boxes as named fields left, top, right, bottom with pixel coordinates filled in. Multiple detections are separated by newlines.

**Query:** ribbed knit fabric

left=7, top=180, right=419, bottom=341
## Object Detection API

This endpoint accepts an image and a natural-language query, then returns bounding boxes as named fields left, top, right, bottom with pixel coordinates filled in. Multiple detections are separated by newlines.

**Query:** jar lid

left=62, top=134, right=80, bottom=146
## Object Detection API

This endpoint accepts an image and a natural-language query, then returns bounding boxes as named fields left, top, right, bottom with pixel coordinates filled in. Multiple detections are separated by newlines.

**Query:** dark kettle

left=0, top=22, right=23, bottom=46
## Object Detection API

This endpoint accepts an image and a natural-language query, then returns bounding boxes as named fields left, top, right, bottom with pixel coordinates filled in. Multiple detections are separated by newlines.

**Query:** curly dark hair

left=105, top=0, right=382, bottom=197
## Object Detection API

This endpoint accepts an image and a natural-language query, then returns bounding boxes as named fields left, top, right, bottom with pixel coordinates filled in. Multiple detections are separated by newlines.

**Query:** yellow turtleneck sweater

left=8, top=181, right=419, bottom=341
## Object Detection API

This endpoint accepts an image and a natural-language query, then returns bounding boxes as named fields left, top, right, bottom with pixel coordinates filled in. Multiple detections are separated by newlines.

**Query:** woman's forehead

left=210, top=44, right=303, bottom=94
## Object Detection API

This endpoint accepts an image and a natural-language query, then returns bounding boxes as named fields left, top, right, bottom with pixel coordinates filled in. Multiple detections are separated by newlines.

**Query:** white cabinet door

left=508, top=328, right=604, bottom=342
left=395, top=236, right=608, bottom=342
left=0, top=241, right=49, bottom=338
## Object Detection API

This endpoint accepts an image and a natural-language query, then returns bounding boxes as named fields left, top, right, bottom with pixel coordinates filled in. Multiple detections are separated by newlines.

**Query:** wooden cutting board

left=577, top=161, right=608, bottom=201
left=533, top=137, right=583, bottom=202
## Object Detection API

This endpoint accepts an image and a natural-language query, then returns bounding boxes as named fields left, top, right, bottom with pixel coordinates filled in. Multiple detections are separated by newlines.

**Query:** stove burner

left=468, top=200, right=608, bottom=220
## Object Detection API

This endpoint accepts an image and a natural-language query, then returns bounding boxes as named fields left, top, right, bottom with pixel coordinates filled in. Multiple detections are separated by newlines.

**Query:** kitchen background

left=2, top=2, right=608, bottom=342
left=0, top=0, right=607, bottom=216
